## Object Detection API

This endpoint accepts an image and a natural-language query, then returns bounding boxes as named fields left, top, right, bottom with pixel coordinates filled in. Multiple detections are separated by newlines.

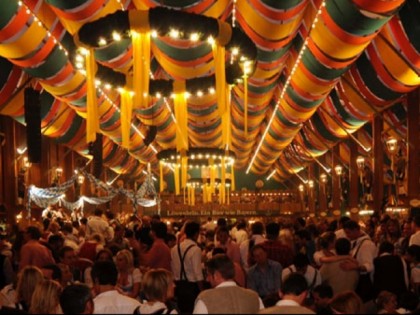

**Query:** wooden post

left=349, top=139, right=359, bottom=209
left=332, top=145, right=341, bottom=212
left=407, top=89, right=420, bottom=201
left=373, top=115, right=384, bottom=213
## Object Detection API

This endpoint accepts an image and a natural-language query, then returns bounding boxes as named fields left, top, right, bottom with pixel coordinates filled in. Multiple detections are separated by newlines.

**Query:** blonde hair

left=376, top=290, right=397, bottom=311
left=116, top=249, right=134, bottom=270
left=16, top=266, right=44, bottom=307
left=141, top=269, right=173, bottom=302
left=330, top=291, right=363, bottom=314
left=29, top=279, right=62, bottom=314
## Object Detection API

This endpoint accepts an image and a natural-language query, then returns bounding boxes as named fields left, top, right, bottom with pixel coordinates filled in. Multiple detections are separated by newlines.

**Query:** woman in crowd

left=329, top=291, right=364, bottom=314
left=376, top=291, right=398, bottom=314
left=14, top=266, right=44, bottom=312
left=115, top=249, right=142, bottom=299
left=29, top=279, right=62, bottom=314
left=135, top=269, right=177, bottom=314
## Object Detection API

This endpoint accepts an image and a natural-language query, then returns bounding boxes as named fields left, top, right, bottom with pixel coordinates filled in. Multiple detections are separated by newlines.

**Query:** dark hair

left=339, top=216, right=351, bottom=226
left=212, top=247, right=226, bottom=256
left=313, top=284, right=333, bottom=299
left=217, top=218, right=227, bottom=227
left=295, top=229, right=311, bottom=241
left=165, top=233, right=176, bottom=244
left=343, top=220, right=360, bottom=231
left=60, top=283, right=92, bottom=314
left=152, top=214, right=161, bottom=221
left=42, top=264, right=62, bottom=281
left=91, top=260, right=118, bottom=285
left=407, top=245, right=420, bottom=261
left=94, top=208, right=103, bottom=216
left=399, top=291, right=420, bottom=311
left=378, top=241, right=394, bottom=255
left=206, top=254, right=235, bottom=280
left=216, top=226, right=229, bottom=235
left=151, top=222, right=167, bottom=239
left=282, top=273, right=308, bottom=296
left=319, top=232, right=336, bottom=250
left=413, top=215, right=420, bottom=228
left=237, top=220, right=247, bottom=230
left=25, top=226, right=41, bottom=240
left=265, top=222, right=280, bottom=238
left=250, top=244, right=266, bottom=255
left=185, top=221, right=200, bottom=239
left=335, top=238, right=351, bottom=256
left=294, top=253, right=309, bottom=269
left=251, top=221, right=264, bottom=235
left=59, top=246, right=75, bottom=260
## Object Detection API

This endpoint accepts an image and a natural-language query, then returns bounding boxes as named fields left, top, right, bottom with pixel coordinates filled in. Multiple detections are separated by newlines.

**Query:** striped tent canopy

left=0, top=0, right=418, bottom=184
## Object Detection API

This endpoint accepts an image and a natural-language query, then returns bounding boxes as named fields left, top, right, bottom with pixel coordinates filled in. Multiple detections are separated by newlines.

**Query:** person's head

left=412, top=215, right=420, bottom=230
left=293, top=253, right=309, bottom=274
left=42, top=264, right=62, bottom=282
left=60, top=283, right=94, bottom=314
left=386, top=218, right=401, bottom=237
left=16, top=266, right=45, bottom=306
left=402, top=220, right=413, bottom=237
left=59, top=246, right=78, bottom=267
left=57, top=263, right=73, bottom=285
left=399, top=291, right=420, bottom=312
left=251, top=244, right=268, bottom=266
left=151, top=221, right=167, bottom=240
left=165, top=233, right=177, bottom=248
left=281, top=273, right=308, bottom=305
left=312, top=284, right=333, bottom=310
left=184, top=221, right=200, bottom=240
left=330, top=291, right=363, bottom=314
left=338, top=216, right=351, bottom=229
left=217, top=218, right=227, bottom=227
left=206, top=254, right=235, bottom=287
left=407, top=245, right=420, bottom=263
left=265, top=222, right=280, bottom=240
left=378, top=241, right=394, bottom=256
left=250, top=221, right=264, bottom=236
left=141, top=269, right=174, bottom=303
left=343, top=220, right=361, bottom=240
left=29, top=279, right=62, bottom=314
left=94, top=208, right=103, bottom=217
left=318, top=231, right=336, bottom=250
left=335, top=238, right=351, bottom=256
left=216, top=226, right=230, bottom=245
left=376, top=290, right=398, bottom=313
left=295, top=229, right=311, bottom=246
left=25, top=225, right=42, bottom=241
left=115, top=249, right=134, bottom=271
left=91, top=260, right=118, bottom=287
left=95, top=248, right=114, bottom=262
left=236, top=220, right=247, bottom=230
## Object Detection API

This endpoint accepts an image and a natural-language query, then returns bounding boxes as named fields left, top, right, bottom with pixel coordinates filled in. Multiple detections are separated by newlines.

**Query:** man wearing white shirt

left=240, top=221, right=265, bottom=272
left=193, top=254, right=263, bottom=314
left=409, top=215, right=420, bottom=246
left=91, top=260, right=140, bottom=314
left=171, top=221, right=204, bottom=314
left=260, top=273, right=315, bottom=314
left=341, top=220, right=377, bottom=303
left=86, top=208, right=114, bottom=242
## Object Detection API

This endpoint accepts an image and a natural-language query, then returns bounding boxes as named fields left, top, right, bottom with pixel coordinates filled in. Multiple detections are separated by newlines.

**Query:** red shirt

left=262, top=240, right=294, bottom=268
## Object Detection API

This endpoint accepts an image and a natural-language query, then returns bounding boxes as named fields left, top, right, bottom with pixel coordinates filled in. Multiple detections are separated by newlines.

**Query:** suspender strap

left=177, top=243, right=195, bottom=281
left=309, top=270, right=318, bottom=290
left=353, top=238, right=368, bottom=258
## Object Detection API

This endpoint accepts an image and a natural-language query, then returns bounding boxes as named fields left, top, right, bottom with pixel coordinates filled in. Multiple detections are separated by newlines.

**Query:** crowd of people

left=0, top=206, right=419, bottom=314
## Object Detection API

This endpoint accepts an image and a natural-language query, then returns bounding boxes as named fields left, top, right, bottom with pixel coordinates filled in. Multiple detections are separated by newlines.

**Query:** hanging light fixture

left=334, top=165, right=343, bottom=176
left=386, top=137, right=398, bottom=155
left=356, top=156, right=365, bottom=170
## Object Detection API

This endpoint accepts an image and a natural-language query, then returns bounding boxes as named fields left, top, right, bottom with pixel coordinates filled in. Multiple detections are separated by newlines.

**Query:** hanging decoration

left=27, top=169, right=157, bottom=218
